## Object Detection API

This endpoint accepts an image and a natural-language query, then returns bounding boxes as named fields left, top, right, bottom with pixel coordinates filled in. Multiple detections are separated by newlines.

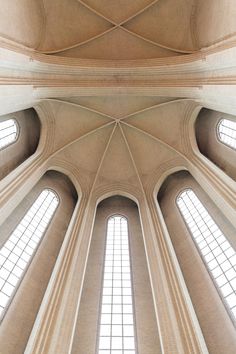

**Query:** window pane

left=218, top=119, right=236, bottom=150
left=97, top=216, right=137, bottom=354
left=177, top=189, right=236, bottom=322
left=0, top=119, right=18, bottom=150
left=0, top=189, right=59, bottom=319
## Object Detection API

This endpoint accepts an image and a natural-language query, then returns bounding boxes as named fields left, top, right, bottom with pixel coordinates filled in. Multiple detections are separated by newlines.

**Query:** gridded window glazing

left=177, top=189, right=236, bottom=322
left=97, top=216, right=137, bottom=354
left=217, top=119, right=236, bottom=150
left=0, top=189, right=59, bottom=319
left=0, top=119, right=18, bottom=150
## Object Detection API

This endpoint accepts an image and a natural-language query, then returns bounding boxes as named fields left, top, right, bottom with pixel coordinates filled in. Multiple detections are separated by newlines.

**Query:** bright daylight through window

left=177, top=189, right=236, bottom=322
left=0, top=189, right=59, bottom=319
left=218, top=119, right=236, bottom=150
left=97, top=215, right=137, bottom=354
left=0, top=119, right=18, bottom=150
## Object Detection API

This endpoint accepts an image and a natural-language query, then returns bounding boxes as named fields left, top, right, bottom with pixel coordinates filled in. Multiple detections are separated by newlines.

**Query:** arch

left=0, top=108, right=41, bottom=181
left=153, top=164, right=187, bottom=198
left=0, top=170, right=78, bottom=354
left=46, top=163, right=82, bottom=199
left=195, top=108, right=236, bottom=181
left=96, top=190, right=139, bottom=208
left=157, top=170, right=236, bottom=353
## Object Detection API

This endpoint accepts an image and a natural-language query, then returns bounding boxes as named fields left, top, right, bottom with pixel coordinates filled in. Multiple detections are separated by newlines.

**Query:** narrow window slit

left=0, top=189, right=59, bottom=319
left=97, top=215, right=137, bottom=354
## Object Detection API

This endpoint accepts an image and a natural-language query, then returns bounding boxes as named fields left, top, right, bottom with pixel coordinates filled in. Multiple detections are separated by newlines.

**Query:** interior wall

left=71, top=196, right=161, bottom=354
left=195, top=0, right=236, bottom=48
left=0, top=170, right=78, bottom=354
left=0, top=108, right=41, bottom=181
left=158, top=171, right=236, bottom=354
left=195, top=108, right=236, bottom=181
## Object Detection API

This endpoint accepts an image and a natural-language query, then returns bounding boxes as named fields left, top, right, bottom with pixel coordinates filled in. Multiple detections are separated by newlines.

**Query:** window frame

left=176, top=188, right=236, bottom=326
left=96, top=214, right=138, bottom=354
left=0, top=188, right=59, bottom=322
left=0, top=118, right=20, bottom=151
left=216, top=118, right=236, bottom=151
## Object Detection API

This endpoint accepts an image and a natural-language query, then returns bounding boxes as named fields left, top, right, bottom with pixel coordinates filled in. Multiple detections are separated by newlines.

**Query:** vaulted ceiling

left=43, top=96, right=191, bottom=198
left=1, top=0, right=236, bottom=199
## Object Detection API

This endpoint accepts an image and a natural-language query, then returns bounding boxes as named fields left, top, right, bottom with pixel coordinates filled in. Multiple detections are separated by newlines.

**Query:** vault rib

left=119, top=123, right=146, bottom=194
left=43, top=98, right=116, bottom=121
left=41, top=27, right=115, bottom=54
left=41, top=0, right=195, bottom=55
left=120, top=27, right=195, bottom=54
left=121, top=120, right=186, bottom=159
left=76, top=0, right=117, bottom=25
left=42, top=25, right=192, bottom=55
left=118, top=0, right=161, bottom=26
left=88, top=122, right=118, bottom=197
left=49, top=121, right=115, bottom=159
left=120, top=98, right=189, bottom=121
left=77, top=0, right=161, bottom=27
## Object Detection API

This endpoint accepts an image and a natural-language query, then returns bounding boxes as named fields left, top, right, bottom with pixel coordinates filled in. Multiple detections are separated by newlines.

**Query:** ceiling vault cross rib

left=119, top=98, right=188, bottom=121
left=121, top=120, right=186, bottom=159
left=87, top=122, right=117, bottom=198
left=49, top=121, right=115, bottom=159
left=118, top=123, right=146, bottom=194
left=46, top=98, right=116, bottom=121
left=51, top=98, right=185, bottom=123
left=42, top=0, right=194, bottom=54
left=77, top=0, right=161, bottom=27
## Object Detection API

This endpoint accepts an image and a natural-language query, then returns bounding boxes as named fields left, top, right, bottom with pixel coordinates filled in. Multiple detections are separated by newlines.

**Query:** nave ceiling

left=0, top=0, right=236, bottom=200
left=39, top=97, right=192, bottom=198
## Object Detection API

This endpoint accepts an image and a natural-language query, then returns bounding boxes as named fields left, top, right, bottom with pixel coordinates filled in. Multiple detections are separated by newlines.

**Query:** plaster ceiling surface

left=46, top=96, right=190, bottom=194
left=37, top=0, right=197, bottom=57
left=4, top=0, right=225, bottom=196
left=29, top=0, right=203, bottom=195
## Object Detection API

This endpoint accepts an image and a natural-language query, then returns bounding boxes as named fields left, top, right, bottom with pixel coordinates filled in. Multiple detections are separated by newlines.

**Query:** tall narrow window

left=217, top=119, right=236, bottom=150
left=97, top=215, right=137, bottom=353
left=0, top=189, right=59, bottom=319
left=177, top=189, right=236, bottom=322
left=0, top=119, right=18, bottom=150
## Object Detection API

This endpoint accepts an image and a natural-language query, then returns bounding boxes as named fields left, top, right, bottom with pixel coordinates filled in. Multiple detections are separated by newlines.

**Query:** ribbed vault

left=1, top=2, right=236, bottom=354
left=42, top=97, right=190, bottom=197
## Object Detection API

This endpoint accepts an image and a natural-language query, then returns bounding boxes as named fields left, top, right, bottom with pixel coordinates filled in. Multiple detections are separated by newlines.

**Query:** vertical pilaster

left=24, top=195, right=96, bottom=354
left=138, top=195, right=209, bottom=354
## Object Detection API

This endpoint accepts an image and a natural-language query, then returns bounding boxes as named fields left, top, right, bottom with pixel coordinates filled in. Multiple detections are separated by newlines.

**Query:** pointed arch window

left=217, top=119, right=236, bottom=150
left=177, top=189, right=236, bottom=322
left=0, top=119, right=19, bottom=150
left=0, top=189, right=59, bottom=319
left=97, top=215, right=137, bottom=353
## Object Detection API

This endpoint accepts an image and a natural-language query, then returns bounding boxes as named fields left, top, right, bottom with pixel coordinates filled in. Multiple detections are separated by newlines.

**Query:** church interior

left=0, top=1, right=236, bottom=353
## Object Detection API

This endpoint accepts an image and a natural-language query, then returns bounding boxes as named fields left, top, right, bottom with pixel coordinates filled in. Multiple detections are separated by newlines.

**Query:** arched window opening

left=0, top=119, right=18, bottom=150
left=177, top=189, right=236, bottom=322
left=97, top=215, right=137, bottom=353
left=217, top=119, right=236, bottom=150
left=0, top=189, right=59, bottom=319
